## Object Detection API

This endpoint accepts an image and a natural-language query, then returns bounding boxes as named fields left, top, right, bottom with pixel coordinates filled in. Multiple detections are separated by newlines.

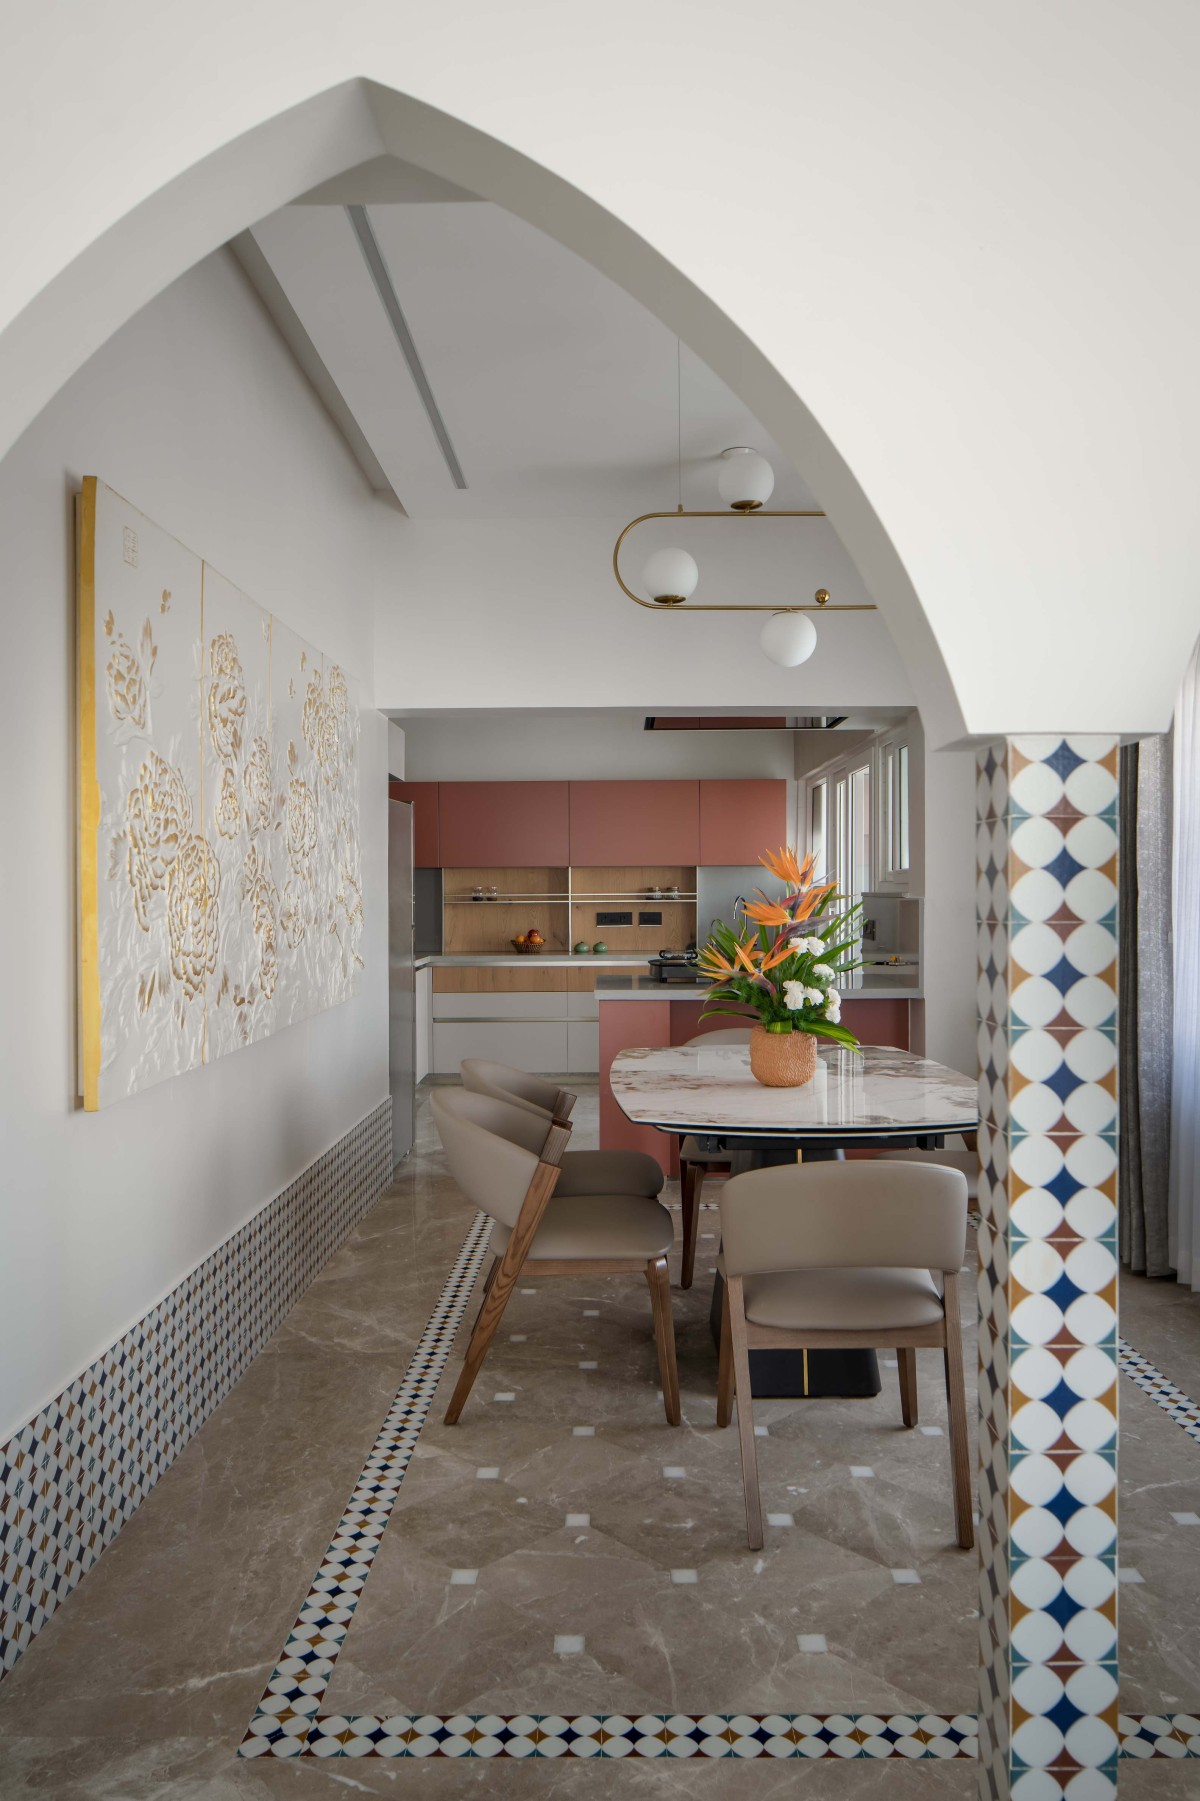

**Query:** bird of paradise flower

left=696, top=845, right=864, bottom=1046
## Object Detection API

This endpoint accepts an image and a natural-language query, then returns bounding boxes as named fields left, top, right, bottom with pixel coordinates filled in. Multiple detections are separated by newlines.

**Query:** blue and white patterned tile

left=0, top=1100, right=392, bottom=1678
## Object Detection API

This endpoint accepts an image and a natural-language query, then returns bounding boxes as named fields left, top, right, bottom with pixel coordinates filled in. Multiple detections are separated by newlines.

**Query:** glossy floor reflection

left=0, top=1083, right=1198, bottom=1798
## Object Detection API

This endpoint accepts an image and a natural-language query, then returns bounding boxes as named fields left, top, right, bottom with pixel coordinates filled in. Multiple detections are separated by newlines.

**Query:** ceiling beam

left=345, top=204, right=468, bottom=491
left=229, top=230, right=404, bottom=510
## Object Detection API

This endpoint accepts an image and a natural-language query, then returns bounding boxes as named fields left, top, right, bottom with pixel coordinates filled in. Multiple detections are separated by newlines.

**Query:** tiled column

left=976, top=738, right=1121, bottom=1801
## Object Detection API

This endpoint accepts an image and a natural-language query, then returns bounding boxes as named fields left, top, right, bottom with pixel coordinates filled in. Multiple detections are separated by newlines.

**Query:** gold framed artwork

left=77, top=478, right=364, bottom=1110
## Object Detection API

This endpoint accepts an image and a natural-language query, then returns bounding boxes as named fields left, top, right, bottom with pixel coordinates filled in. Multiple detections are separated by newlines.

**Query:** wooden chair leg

left=680, top=1164, right=703, bottom=1290
left=942, top=1274, right=974, bottom=1550
left=898, top=1347, right=918, bottom=1427
left=444, top=1166, right=558, bottom=1425
left=716, top=1280, right=735, bottom=1427
left=727, top=1276, right=763, bottom=1551
left=646, top=1255, right=681, bottom=1425
left=468, top=1260, right=500, bottom=1332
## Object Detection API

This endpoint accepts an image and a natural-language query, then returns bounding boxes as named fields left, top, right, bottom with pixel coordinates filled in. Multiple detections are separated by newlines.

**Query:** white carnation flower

left=825, top=991, right=842, bottom=1020
left=811, top=962, right=834, bottom=981
left=782, top=980, right=806, bottom=1010
left=796, top=935, right=825, bottom=954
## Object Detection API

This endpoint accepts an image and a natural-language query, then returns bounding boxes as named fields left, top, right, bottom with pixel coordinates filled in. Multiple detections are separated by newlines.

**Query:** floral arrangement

left=696, top=846, right=863, bottom=1048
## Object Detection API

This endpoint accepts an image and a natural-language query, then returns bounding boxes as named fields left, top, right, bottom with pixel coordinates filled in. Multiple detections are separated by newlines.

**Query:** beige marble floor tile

left=0, top=1079, right=1196, bottom=1797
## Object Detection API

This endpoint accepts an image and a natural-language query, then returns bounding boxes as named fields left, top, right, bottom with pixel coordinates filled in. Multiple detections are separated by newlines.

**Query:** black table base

left=707, top=1270, right=882, bottom=1399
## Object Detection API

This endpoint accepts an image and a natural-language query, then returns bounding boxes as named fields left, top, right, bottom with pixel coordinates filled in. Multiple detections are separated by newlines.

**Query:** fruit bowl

left=511, top=938, right=545, bottom=954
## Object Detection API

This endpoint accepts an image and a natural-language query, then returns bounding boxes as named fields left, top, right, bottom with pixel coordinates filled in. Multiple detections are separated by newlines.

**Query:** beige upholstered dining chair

left=870, top=1136, right=980, bottom=1203
left=460, top=1057, right=577, bottom=1122
left=460, top=1057, right=666, bottom=1200
left=715, top=1159, right=972, bottom=1552
left=677, top=1027, right=754, bottom=1289
left=431, top=1087, right=681, bottom=1427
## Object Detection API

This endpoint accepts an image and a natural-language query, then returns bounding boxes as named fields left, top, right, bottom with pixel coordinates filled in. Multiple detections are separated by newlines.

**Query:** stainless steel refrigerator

left=388, top=798, right=416, bottom=1166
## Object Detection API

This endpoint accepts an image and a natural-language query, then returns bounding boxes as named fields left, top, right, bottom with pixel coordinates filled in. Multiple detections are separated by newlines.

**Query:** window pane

left=810, top=783, right=826, bottom=875
left=897, top=745, right=909, bottom=869
left=850, top=765, right=870, bottom=896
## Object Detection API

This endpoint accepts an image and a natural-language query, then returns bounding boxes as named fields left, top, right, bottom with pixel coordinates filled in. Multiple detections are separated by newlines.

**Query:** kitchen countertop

left=594, top=968, right=923, bottom=1000
left=415, top=954, right=655, bottom=971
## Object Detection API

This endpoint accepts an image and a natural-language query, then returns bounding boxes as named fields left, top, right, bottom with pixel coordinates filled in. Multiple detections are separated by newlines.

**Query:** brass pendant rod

left=612, top=509, right=878, bottom=613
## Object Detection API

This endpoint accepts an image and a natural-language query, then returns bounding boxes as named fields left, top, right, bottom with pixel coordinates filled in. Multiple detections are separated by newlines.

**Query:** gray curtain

left=1118, top=735, right=1174, bottom=1276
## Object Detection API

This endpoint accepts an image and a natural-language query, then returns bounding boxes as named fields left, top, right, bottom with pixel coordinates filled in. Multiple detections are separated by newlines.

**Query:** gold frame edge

left=78, top=478, right=101, bottom=1110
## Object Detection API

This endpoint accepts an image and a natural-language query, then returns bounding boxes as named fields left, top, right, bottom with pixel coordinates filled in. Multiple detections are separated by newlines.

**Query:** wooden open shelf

left=441, top=865, right=698, bottom=956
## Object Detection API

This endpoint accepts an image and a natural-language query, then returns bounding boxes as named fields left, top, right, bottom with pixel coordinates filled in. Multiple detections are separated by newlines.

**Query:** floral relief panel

left=78, top=478, right=364, bottom=1109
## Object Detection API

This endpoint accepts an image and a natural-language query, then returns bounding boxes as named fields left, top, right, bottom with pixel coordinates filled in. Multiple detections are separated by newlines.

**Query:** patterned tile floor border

left=239, top=1211, right=1200, bottom=1763
left=1118, top=1338, right=1200, bottom=1443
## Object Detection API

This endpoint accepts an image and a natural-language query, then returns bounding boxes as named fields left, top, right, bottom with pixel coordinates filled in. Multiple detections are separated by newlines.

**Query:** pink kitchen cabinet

left=438, top=782, right=571, bottom=868
left=568, top=781, right=700, bottom=866
left=698, top=779, right=788, bottom=865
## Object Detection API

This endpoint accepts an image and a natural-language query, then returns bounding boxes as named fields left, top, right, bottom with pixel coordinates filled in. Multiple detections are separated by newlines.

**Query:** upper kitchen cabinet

left=388, top=781, right=440, bottom=867
left=569, top=781, right=700, bottom=866
left=439, top=781, right=571, bottom=868
left=699, top=779, right=788, bottom=864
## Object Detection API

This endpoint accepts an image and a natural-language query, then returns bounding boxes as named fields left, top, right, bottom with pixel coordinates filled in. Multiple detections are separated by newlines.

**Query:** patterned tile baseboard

left=242, top=1206, right=1200, bottom=1764
left=0, top=1098, right=392, bottom=1679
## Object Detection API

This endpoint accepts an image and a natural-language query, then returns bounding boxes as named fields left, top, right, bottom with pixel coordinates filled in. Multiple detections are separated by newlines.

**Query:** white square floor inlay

left=572, top=1426, right=595, bottom=1437
left=892, top=1569, right=921, bottom=1585
left=554, top=1635, right=585, bottom=1656
left=578, top=1361, right=598, bottom=1370
left=521, top=1289, right=537, bottom=1295
left=509, top=1334, right=528, bottom=1343
left=766, top=1511, right=795, bottom=1527
left=754, top=1426, right=769, bottom=1437
left=850, top=1466, right=875, bottom=1478
left=1170, top=1511, right=1200, bottom=1525
left=583, top=1309, right=599, bottom=1317
left=919, top=1426, right=944, bottom=1436
left=663, top=1466, right=686, bottom=1480
left=671, top=1569, right=698, bottom=1584
left=476, top=1467, right=500, bottom=1480
left=565, top=1513, right=590, bottom=1528
left=1118, top=1568, right=1145, bottom=1584
left=449, top=1569, right=478, bottom=1585
left=493, top=1392, right=515, bottom=1403
left=882, top=1358, right=898, bottom=1368
left=797, top=1633, right=828, bottom=1653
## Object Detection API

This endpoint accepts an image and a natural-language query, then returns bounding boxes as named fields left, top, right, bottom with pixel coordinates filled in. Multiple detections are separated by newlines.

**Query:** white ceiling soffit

left=246, top=199, right=823, bottom=521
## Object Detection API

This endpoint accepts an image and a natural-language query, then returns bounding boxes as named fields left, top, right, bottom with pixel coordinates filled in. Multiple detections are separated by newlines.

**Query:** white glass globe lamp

left=642, top=546, right=699, bottom=605
left=760, top=610, right=817, bottom=666
left=717, top=446, right=775, bottom=511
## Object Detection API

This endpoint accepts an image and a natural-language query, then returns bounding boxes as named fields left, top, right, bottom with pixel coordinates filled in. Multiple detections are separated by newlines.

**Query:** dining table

left=608, top=1040, right=980, bottom=1400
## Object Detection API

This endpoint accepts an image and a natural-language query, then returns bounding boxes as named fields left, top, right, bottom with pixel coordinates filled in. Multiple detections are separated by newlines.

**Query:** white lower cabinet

left=430, top=985, right=598, bottom=1076
left=566, top=1020, right=599, bottom=1074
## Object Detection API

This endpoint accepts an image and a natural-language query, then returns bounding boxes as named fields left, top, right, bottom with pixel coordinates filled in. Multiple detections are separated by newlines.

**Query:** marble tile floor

left=1, top=1083, right=1198, bottom=1798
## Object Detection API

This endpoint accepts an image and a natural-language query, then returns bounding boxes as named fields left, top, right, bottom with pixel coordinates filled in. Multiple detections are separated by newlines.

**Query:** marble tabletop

left=609, top=1042, right=979, bottom=1139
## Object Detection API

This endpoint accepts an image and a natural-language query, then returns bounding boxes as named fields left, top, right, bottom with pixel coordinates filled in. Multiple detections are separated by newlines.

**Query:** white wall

left=400, top=711, right=799, bottom=782
left=0, top=248, right=389, bottom=1439
left=2, top=9, right=1200, bottom=744
left=387, top=719, right=406, bottom=778
left=374, top=516, right=913, bottom=715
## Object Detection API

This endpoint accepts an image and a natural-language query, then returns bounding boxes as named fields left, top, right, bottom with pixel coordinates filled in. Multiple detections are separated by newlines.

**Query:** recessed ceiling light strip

left=345, top=203, right=468, bottom=491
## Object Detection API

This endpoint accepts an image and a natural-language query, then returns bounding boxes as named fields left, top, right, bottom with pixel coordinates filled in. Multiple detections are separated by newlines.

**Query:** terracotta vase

left=749, top=1024, right=819, bottom=1088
